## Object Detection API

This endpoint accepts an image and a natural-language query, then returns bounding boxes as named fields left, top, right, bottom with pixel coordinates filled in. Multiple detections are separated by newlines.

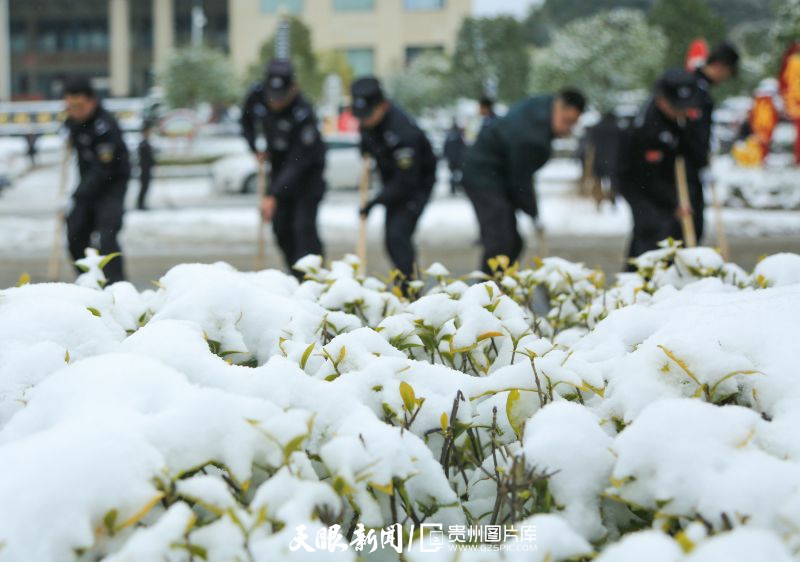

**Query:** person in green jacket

left=462, top=89, right=586, bottom=273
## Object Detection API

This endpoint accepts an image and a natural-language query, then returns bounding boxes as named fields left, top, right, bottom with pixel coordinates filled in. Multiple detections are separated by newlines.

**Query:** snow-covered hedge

left=2, top=242, right=800, bottom=561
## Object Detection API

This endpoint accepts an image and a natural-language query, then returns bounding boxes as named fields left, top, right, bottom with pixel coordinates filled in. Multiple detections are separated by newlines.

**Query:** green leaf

left=87, top=307, right=102, bottom=317
left=283, top=434, right=308, bottom=460
left=103, top=509, right=118, bottom=536
left=98, top=252, right=122, bottom=271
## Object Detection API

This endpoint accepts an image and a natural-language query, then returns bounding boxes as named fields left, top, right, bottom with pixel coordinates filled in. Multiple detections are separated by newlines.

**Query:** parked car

left=210, top=132, right=362, bottom=194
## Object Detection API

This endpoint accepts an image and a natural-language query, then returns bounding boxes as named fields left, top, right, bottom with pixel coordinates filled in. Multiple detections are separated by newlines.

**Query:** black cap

left=707, top=41, right=740, bottom=75
left=656, top=69, right=701, bottom=110
left=351, top=77, right=385, bottom=118
left=264, top=59, right=295, bottom=100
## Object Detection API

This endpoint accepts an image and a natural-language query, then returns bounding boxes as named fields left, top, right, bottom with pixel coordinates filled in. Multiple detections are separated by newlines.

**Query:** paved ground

left=2, top=161, right=799, bottom=289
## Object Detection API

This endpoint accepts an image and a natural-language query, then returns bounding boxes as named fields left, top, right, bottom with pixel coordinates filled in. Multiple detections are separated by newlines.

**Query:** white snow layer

left=1, top=245, right=800, bottom=560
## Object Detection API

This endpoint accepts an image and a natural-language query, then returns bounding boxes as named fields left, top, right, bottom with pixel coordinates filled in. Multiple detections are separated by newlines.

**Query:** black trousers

left=272, top=192, right=324, bottom=277
left=66, top=191, right=126, bottom=284
left=463, top=183, right=523, bottom=274
left=384, top=199, right=425, bottom=280
left=625, top=191, right=705, bottom=268
left=137, top=168, right=151, bottom=210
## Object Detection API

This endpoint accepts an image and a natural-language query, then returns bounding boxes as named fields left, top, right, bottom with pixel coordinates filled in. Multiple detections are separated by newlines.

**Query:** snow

left=2, top=245, right=800, bottom=559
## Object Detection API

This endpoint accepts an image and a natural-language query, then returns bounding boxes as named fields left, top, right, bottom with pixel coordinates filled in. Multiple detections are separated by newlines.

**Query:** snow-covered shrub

left=2, top=246, right=800, bottom=560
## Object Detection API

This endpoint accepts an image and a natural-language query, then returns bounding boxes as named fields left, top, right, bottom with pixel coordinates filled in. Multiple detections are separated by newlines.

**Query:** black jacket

left=443, top=126, right=466, bottom=168
left=240, top=83, right=326, bottom=199
left=685, top=68, right=715, bottom=171
left=65, top=104, right=130, bottom=200
left=359, top=103, right=437, bottom=207
left=585, top=113, right=621, bottom=178
left=462, top=95, right=553, bottom=217
left=618, top=98, right=701, bottom=211
left=138, top=139, right=155, bottom=171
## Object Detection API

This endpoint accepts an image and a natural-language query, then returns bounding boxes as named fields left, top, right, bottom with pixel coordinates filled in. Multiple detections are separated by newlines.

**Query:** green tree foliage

left=647, top=0, right=727, bottom=69
left=158, top=47, right=240, bottom=109
left=530, top=10, right=667, bottom=111
left=451, top=16, right=530, bottom=103
left=525, top=0, right=770, bottom=32
left=771, top=0, right=800, bottom=72
left=387, top=53, right=451, bottom=115
left=246, top=17, right=337, bottom=101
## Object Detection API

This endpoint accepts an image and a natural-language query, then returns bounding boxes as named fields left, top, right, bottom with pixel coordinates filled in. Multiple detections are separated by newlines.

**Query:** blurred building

left=229, top=0, right=470, bottom=79
left=0, top=0, right=470, bottom=102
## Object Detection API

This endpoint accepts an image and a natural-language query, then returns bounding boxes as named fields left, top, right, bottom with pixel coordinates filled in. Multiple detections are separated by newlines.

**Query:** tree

left=526, top=0, right=652, bottom=31
left=647, top=0, right=727, bottom=69
left=450, top=16, right=530, bottom=103
left=158, top=47, right=240, bottom=109
left=771, top=0, right=800, bottom=73
left=524, top=0, right=770, bottom=35
left=246, top=17, right=325, bottom=100
left=387, top=53, right=451, bottom=115
left=529, top=10, right=667, bottom=111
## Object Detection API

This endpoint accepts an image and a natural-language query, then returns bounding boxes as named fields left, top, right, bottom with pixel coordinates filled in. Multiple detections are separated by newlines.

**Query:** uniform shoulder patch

left=94, top=118, right=110, bottom=136
left=384, top=131, right=400, bottom=148
left=293, top=106, right=310, bottom=122
left=394, top=147, right=415, bottom=169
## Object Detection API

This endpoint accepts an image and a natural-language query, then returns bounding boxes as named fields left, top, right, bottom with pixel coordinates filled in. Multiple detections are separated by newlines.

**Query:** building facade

left=0, top=0, right=470, bottom=102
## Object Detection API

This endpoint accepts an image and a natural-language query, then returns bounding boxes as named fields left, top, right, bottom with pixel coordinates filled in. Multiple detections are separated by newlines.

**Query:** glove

left=359, top=200, right=376, bottom=218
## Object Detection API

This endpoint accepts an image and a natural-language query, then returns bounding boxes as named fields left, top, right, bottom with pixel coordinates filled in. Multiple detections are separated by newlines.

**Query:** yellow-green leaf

left=16, top=273, right=30, bottom=287
left=87, top=307, right=102, bottom=317
left=299, top=343, right=315, bottom=370
left=103, top=509, right=118, bottom=536
left=477, top=331, right=503, bottom=342
left=336, top=345, right=346, bottom=366
left=369, top=481, right=394, bottom=495
left=440, top=412, right=449, bottom=433
left=506, top=389, right=523, bottom=438
left=399, top=381, right=416, bottom=412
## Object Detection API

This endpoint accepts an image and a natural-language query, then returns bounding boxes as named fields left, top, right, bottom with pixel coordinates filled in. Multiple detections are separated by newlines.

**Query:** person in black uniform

left=240, top=59, right=326, bottom=276
left=684, top=42, right=740, bottom=234
left=461, top=89, right=586, bottom=273
left=63, top=77, right=130, bottom=284
left=443, top=119, right=466, bottom=194
left=584, top=111, right=622, bottom=205
left=478, top=96, right=497, bottom=130
left=136, top=124, right=155, bottom=211
left=351, top=76, right=437, bottom=283
left=618, top=69, right=703, bottom=263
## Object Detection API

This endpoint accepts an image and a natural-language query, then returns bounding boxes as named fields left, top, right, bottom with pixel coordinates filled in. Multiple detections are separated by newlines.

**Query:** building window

left=344, top=48, right=375, bottom=77
left=9, top=23, right=26, bottom=54
left=405, top=45, right=444, bottom=65
left=333, top=0, right=374, bottom=10
left=260, top=0, right=303, bottom=14
left=404, top=0, right=444, bottom=10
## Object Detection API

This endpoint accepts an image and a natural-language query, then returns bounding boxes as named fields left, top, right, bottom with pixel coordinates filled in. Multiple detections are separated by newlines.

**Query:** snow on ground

left=1, top=159, right=798, bottom=259
left=1, top=242, right=800, bottom=560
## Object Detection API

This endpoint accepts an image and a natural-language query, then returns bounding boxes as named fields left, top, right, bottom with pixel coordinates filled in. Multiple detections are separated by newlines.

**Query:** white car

left=211, top=132, right=362, bottom=194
